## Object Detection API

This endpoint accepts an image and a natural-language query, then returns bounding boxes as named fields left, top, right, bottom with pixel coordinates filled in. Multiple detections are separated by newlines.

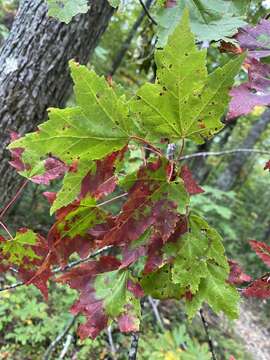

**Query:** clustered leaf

left=4, top=12, right=244, bottom=339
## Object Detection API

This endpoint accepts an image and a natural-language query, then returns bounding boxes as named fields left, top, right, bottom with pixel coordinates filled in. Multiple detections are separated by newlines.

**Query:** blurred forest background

left=0, top=0, right=270, bottom=359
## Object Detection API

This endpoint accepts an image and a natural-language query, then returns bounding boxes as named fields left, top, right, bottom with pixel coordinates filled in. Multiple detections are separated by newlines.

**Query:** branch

left=138, top=0, right=157, bottom=25
left=107, top=325, right=116, bottom=358
left=110, top=0, right=155, bottom=75
left=179, top=148, right=270, bottom=161
left=43, top=314, right=78, bottom=360
left=0, top=280, right=24, bottom=292
left=128, top=332, right=140, bottom=360
left=0, top=180, right=28, bottom=219
left=199, top=309, right=217, bottom=360
left=148, top=296, right=164, bottom=330
left=59, top=333, right=73, bottom=359
left=0, top=245, right=113, bottom=292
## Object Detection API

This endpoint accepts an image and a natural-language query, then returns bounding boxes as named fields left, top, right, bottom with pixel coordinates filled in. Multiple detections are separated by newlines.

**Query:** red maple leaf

left=56, top=256, right=121, bottom=339
left=243, top=275, right=270, bottom=299
left=80, top=147, right=127, bottom=200
left=249, top=240, right=270, bottom=268
left=264, top=160, right=270, bottom=171
left=180, top=165, right=204, bottom=195
left=228, top=260, right=252, bottom=285
left=101, top=160, right=179, bottom=246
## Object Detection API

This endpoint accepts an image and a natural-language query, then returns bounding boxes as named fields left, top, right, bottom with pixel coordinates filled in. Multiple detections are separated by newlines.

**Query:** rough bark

left=0, top=0, right=114, bottom=205
left=215, top=109, right=270, bottom=191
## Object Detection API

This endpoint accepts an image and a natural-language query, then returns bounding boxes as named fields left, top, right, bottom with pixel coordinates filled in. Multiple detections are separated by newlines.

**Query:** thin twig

left=43, top=315, right=78, bottom=360
left=148, top=296, right=164, bottom=330
left=0, top=180, right=28, bottom=219
left=128, top=332, right=140, bottom=360
left=0, top=280, right=24, bottom=292
left=53, top=246, right=113, bottom=274
left=131, top=135, right=163, bottom=157
left=109, top=0, right=154, bottom=75
left=0, top=246, right=113, bottom=292
left=179, top=148, right=270, bottom=161
left=199, top=309, right=217, bottom=360
left=138, top=0, right=157, bottom=25
left=107, top=325, right=116, bottom=358
left=177, top=138, right=185, bottom=161
left=58, top=333, right=73, bottom=359
left=0, top=220, right=14, bottom=239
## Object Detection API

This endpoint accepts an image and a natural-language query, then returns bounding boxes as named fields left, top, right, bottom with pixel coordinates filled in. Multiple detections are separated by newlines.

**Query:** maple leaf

left=101, top=160, right=189, bottom=270
left=50, top=159, right=94, bottom=214
left=236, top=19, right=270, bottom=60
left=132, top=10, right=244, bottom=144
left=9, top=133, right=68, bottom=185
left=165, top=214, right=229, bottom=292
left=243, top=276, right=270, bottom=299
left=0, top=229, right=41, bottom=265
left=141, top=264, right=185, bottom=299
left=8, top=61, right=135, bottom=175
left=228, top=260, right=252, bottom=285
left=180, top=165, right=204, bottom=195
left=51, top=148, right=126, bottom=214
left=227, top=20, right=270, bottom=119
left=163, top=214, right=239, bottom=319
left=0, top=229, right=52, bottom=299
left=47, top=0, right=89, bottom=24
left=249, top=240, right=270, bottom=268
left=156, top=0, right=247, bottom=46
left=48, top=197, right=108, bottom=266
left=186, top=262, right=240, bottom=320
left=80, top=149, right=126, bottom=200
left=264, top=160, right=270, bottom=171
left=57, top=257, right=142, bottom=339
left=228, top=58, right=270, bottom=119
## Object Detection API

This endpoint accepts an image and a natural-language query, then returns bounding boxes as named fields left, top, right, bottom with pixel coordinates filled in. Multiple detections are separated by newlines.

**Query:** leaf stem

left=131, top=135, right=163, bottom=157
left=138, top=0, right=157, bottom=25
left=177, top=138, right=185, bottom=161
left=0, top=180, right=28, bottom=219
left=199, top=308, right=217, bottom=360
left=0, top=220, right=14, bottom=240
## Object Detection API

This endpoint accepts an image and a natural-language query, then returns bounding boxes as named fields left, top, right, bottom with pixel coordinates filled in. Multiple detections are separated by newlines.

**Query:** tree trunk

left=215, top=109, right=270, bottom=191
left=0, top=0, right=114, bottom=205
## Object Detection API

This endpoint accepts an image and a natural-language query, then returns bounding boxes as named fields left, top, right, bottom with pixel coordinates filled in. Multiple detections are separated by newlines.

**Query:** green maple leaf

left=95, top=269, right=141, bottom=328
left=9, top=61, right=133, bottom=166
left=108, top=0, right=120, bottom=8
left=168, top=214, right=228, bottom=293
left=0, top=230, right=40, bottom=265
left=51, top=159, right=95, bottom=214
left=140, top=264, right=185, bottom=299
left=164, top=213, right=239, bottom=319
left=186, top=263, right=240, bottom=320
left=47, top=0, right=89, bottom=23
left=156, top=0, right=247, bottom=46
left=132, top=10, right=244, bottom=144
